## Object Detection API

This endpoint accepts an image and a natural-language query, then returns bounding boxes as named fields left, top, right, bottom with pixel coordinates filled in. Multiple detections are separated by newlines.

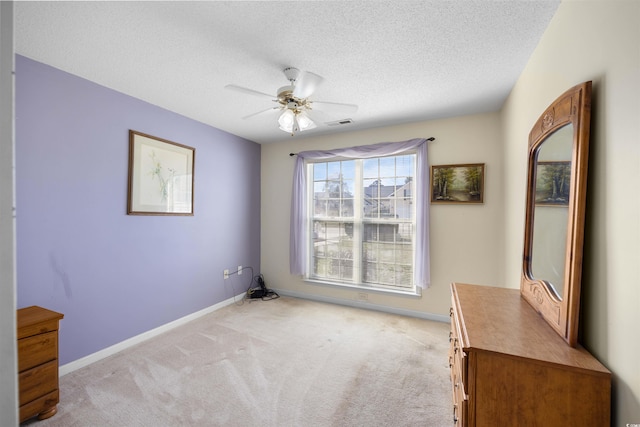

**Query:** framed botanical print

left=127, top=130, right=194, bottom=215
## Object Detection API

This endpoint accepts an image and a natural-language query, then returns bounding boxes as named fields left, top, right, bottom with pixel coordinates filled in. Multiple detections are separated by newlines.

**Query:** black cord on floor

left=246, top=274, right=279, bottom=301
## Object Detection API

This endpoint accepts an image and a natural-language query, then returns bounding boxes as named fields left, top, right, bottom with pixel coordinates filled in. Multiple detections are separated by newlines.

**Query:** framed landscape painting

left=127, top=130, right=195, bottom=215
left=431, top=163, right=484, bottom=204
left=535, top=161, right=571, bottom=206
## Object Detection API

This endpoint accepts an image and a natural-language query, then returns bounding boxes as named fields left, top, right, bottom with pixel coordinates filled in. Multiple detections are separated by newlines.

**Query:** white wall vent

left=326, top=118, right=354, bottom=127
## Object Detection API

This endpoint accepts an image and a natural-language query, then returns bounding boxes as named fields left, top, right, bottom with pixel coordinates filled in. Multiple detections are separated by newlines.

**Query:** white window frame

left=305, top=154, right=418, bottom=294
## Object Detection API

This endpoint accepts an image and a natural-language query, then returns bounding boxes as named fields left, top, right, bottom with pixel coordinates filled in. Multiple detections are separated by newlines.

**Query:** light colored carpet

left=25, top=296, right=452, bottom=426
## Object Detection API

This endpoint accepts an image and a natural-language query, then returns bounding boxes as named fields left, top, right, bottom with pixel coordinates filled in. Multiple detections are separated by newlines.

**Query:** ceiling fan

left=225, top=67, right=358, bottom=136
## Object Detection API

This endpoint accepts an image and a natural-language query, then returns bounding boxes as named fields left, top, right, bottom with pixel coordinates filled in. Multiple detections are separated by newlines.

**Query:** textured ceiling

left=15, top=1, right=560, bottom=144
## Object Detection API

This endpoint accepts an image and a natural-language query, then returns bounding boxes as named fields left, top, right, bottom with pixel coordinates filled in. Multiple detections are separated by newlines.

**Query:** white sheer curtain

left=289, top=138, right=431, bottom=288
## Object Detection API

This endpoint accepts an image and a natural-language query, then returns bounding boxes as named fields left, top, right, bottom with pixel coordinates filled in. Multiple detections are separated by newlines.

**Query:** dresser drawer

left=17, top=306, right=62, bottom=339
left=18, top=331, right=58, bottom=372
left=453, top=342, right=467, bottom=394
left=453, top=383, right=468, bottom=426
left=19, top=389, right=59, bottom=423
left=450, top=306, right=468, bottom=393
left=450, top=303, right=469, bottom=426
left=18, top=360, right=58, bottom=406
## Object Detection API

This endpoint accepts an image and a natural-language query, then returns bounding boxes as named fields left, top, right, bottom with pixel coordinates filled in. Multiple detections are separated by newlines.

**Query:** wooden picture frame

left=535, top=161, right=570, bottom=206
left=431, top=163, right=484, bottom=204
left=127, top=130, right=194, bottom=215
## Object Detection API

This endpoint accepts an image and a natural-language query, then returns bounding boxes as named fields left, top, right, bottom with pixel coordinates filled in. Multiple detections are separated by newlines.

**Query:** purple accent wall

left=15, top=55, right=261, bottom=365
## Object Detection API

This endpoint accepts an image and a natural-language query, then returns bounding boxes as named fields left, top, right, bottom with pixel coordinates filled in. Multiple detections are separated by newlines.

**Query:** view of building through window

left=309, top=154, right=416, bottom=290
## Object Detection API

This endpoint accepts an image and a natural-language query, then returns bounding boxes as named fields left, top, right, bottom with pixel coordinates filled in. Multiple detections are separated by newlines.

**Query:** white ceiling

left=14, top=1, right=560, bottom=144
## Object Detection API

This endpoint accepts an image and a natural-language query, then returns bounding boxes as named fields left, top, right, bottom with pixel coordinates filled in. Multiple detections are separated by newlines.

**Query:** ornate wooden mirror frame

left=521, top=81, right=592, bottom=347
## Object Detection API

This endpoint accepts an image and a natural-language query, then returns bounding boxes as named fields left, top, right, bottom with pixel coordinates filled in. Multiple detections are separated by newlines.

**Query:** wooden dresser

left=17, top=306, right=64, bottom=423
left=449, top=283, right=610, bottom=426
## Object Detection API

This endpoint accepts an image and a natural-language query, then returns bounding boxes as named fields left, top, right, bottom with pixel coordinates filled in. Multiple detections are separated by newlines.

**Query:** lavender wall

left=15, top=55, right=261, bottom=365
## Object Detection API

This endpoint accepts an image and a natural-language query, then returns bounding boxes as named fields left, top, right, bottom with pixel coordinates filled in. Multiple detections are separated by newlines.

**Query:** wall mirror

left=521, top=81, right=592, bottom=347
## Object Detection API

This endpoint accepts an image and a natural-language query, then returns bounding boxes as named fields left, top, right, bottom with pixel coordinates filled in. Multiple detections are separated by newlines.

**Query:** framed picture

left=535, top=161, right=571, bottom=206
left=431, top=163, right=484, bottom=204
left=127, top=130, right=195, bottom=215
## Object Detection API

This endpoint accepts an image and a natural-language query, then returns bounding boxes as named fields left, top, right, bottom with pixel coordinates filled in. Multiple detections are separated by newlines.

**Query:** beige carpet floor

left=24, top=296, right=452, bottom=426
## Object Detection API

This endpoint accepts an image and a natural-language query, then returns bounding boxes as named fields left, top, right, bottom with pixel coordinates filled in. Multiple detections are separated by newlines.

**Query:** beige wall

left=502, top=1, right=640, bottom=423
left=262, top=0, right=639, bottom=422
left=261, top=112, right=503, bottom=319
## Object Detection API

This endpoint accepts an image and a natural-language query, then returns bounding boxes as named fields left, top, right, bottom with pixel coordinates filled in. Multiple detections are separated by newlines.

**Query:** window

left=290, top=138, right=430, bottom=293
left=310, top=155, right=416, bottom=290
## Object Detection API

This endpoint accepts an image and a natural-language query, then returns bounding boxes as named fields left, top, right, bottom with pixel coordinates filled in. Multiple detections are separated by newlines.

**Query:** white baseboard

left=274, top=288, right=449, bottom=323
left=59, top=292, right=246, bottom=376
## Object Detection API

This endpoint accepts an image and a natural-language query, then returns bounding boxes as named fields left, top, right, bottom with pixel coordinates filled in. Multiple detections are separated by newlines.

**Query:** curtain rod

left=289, top=137, right=435, bottom=156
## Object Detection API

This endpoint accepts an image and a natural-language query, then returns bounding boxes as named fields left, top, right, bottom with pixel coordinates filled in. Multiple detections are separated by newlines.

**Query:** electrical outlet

left=223, top=269, right=229, bottom=279
left=238, top=265, right=242, bottom=275
left=357, top=292, right=368, bottom=301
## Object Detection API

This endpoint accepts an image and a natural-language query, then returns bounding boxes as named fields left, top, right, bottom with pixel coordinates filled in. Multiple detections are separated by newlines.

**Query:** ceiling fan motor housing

left=283, top=67, right=300, bottom=83
left=277, top=85, right=295, bottom=103
left=277, top=86, right=308, bottom=112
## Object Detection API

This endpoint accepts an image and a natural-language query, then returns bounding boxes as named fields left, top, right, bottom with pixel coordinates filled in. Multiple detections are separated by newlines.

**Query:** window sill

left=303, top=278, right=422, bottom=298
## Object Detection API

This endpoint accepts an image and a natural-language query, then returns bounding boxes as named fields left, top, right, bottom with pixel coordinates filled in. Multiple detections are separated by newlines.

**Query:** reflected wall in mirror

left=531, top=125, right=573, bottom=297
left=521, top=81, right=592, bottom=347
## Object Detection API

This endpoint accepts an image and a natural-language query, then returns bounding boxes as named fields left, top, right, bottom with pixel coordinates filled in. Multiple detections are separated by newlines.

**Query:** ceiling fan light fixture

left=278, top=109, right=296, bottom=132
left=278, top=109, right=316, bottom=134
left=296, top=111, right=316, bottom=131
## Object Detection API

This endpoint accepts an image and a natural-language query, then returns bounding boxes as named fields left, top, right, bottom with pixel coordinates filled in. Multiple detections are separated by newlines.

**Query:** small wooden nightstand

left=17, top=306, right=64, bottom=423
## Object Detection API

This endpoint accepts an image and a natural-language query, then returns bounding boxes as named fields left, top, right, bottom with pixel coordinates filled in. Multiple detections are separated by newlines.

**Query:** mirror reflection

left=530, top=124, right=573, bottom=298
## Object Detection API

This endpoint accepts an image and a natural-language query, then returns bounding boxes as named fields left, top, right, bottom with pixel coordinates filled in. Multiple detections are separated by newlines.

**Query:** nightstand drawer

left=18, top=360, right=58, bottom=406
left=18, top=331, right=57, bottom=372
left=19, top=390, right=59, bottom=423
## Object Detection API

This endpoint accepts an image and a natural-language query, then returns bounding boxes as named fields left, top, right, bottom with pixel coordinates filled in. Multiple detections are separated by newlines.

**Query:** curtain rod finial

left=289, top=153, right=297, bottom=156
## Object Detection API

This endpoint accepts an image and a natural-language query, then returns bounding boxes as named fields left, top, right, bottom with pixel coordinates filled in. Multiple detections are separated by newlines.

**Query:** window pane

left=380, top=197, right=394, bottom=218
left=342, top=179, right=354, bottom=198
left=341, top=179, right=354, bottom=217
left=363, top=159, right=378, bottom=178
left=327, top=161, right=341, bottom=179
left=364, top=179, right=379, bottom=218
left=396, top=155, right=414, bottom=177
left=362, top=223, right=413, bottom=288
left=342, top=198, right=354, bottom=217
left=313, top=164, right=327, bottom=181
left=311, top=221, right=354, bottom=282
left=314, top=181, right=327, bottom=194
left=341, top=161, right=355, bottom=180
left=327, top=199, right=340, bottom=217
left=314, top=161, right=356, bottom=219
left=314, top=199, right=327, bottom=217
left=379, top=157, right=395, bottom=178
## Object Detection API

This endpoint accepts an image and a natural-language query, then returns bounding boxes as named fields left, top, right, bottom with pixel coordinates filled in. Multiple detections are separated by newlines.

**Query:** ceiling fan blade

left=293, top=71, right=324, bottom=99
left=225, top=84, right=275, bottom=100
left=311, top=100, right=358, bottom=115
left=242, top=106, right=281, bottom=120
